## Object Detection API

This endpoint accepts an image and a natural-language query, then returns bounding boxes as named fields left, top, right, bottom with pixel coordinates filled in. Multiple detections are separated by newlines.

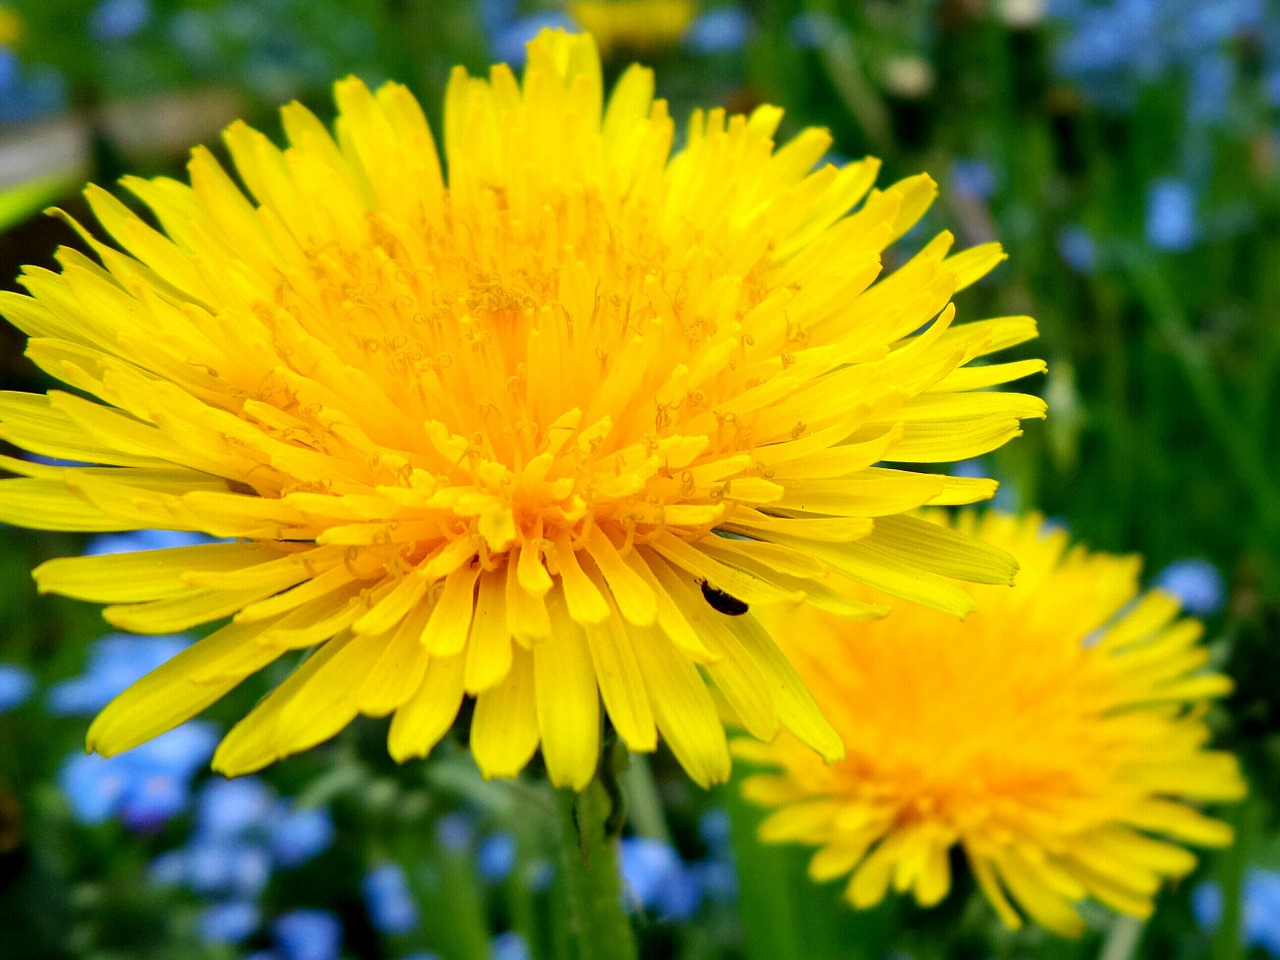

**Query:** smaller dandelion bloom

left=569, top=0, right=695, bottom=55
left=735, top=512, right=1246, bottom=936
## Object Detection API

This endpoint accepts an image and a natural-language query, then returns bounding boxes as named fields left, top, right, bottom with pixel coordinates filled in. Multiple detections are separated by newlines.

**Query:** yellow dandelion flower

left=569, top=0, right=695, bottom=55
left=0, top=30, right=1044, bottom=791
left=0, top=5, right=20, bottom=46
left=735, top=512, right=1246, bottom=936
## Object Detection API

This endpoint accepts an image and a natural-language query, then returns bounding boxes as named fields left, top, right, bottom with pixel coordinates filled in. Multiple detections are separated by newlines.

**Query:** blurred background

left=1, top=1, right=1280, bottom=958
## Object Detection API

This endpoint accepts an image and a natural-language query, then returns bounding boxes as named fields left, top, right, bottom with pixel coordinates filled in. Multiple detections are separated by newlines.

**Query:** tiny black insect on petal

left=698, top=578, right=749, bottom=616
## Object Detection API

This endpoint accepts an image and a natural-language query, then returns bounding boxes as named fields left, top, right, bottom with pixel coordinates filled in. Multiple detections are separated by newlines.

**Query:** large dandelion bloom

left=0, top=30, right=1044, bottom=791
left=736, top=513, right=1245, bottom=935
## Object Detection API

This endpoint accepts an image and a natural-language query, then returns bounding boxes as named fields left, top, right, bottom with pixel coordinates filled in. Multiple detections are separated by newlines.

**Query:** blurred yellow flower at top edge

left=735, top=512, right=1246, bottom=936
left=569, top=0, right=695, bottom=54
left=0, top=28, right=1045, bottom=794
left=0, top=5, right=22, bottom=46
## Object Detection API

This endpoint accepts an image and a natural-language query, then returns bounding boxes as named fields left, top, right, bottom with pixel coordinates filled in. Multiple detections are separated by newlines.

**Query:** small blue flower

left=619, top=837, right=702, bottom=920
left=59, top=753, right=130, bottom=825
left=491, top=932, right=531, bottom=960
left=58, top=721, right=217, bottom=829
left=196, top=777, right=275, bottom=840
left=1055, top=10, right=1134, bottom=77
left=1248, top=872, right=1280, bottom=956
left=698, top=810, right=731, bottom=851
left=200, top=900, right=261, bottom=946
left=1264, top=67, right=1280, bottom=107
left=620, top=838, right=679, bottom=907
left=1057, top=224, right=1097, bottom=274
left=479, top=0, right=516, bottom=37
left=0, top=49, right=19, bottom=92
left=950, top=159, right=997, bottom=201
left=0, top=663, right=34, bottom=714
left=140, top=720, right=221, bottom=776
left=118, top=769, right=190, bottom=831
left=695, top=810, right=736, bottom=902
left=1047, top=0, right=1254, bottom=112
left=684, top=7, right=752, bottom=54
left=1155, top=558, right=1227, bottom=617
left=274, top=909, right=343, bottom=960
left=1145, top=178, right=1198, bottom=252
left=148, top=849, right=188, bottom=886
left=1192, top=877, right=1222, bottom=929
left=526, top=858, right=554, bottom=893
left=0, top=60, right=68, bottom=123
left=187, top=840, right=272, bottom=898
left=47, top=633, right=191, bottom=716
left=89, top=0, right=151, bottom=42
left=1188, top=53, right=1234, bottom=125
left=693, top=859, right=738, bottom=904
left=477, top=832, right=518, bottom=883
left=1182, top=0, right=1259, bottom=46
left=1193, top=870, right=1280, bottom=957
left=436, top=812, right=473, bottom=853
left=362, top=862, right=419, bottom=935
left=789, top=10, right=839, bottom=50
left=269, top=805, right=335, bottom=868
left=151, top=778, right=334, bottom=903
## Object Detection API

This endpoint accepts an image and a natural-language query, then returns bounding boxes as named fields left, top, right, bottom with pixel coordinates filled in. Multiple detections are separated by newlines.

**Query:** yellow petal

left=532, top=612, right=600, bottom=790
left=727, top=614, right=843, bottom=762
left=88, top=617, right=286, bottom=756
left=583, top=528, right=656, bottom=626
left=580, top=597, right=656, bottom=752
left=630, top=625, right=731, bottom=788
left=422, top=563, right=480, bottom=655
left=464, top=569, right=513, bottom=693
left=471, top=645, right=540, bottom=779
left=387, top=652, right=466, bottom=762
left=35, top=542, right=283, bottom=603
left=212, top=634, right=355, bottom=776
left=552, top=535, right=611, bottom=625
left=357, top=602, right=434, bottom=717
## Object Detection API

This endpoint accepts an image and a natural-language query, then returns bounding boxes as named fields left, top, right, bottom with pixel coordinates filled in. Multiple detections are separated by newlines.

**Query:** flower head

left=569, top=0, right=695, bottom=55
left=0, top=5, right=20, bottom=47
left=735, top=512, right=1245, bottom=935
left=0, top=30, right=1043, bottom=789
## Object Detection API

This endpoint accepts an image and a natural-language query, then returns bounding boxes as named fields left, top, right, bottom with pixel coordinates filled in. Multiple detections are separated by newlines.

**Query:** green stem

left=1099, top=916, right=1145, bottom=960
left=556, top=780, right=638, bottom=960
left=1211, top=801, right=1257, bottom=960
left=621, top=754, right=672, bottom=843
